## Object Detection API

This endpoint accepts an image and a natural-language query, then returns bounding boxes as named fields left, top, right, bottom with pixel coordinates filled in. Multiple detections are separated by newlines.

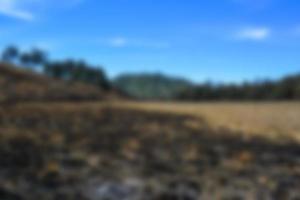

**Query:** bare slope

left=0, top=63, right=112, bottom=103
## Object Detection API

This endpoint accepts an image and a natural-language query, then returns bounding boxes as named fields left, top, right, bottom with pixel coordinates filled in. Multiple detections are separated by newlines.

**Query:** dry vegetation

left=0, top=64, right=300, bottom=200
left=112, top=101, right=300, bottom=143
left=0, top=63, right=115, bottom=103
left=1, top=102, right=300, bottom=200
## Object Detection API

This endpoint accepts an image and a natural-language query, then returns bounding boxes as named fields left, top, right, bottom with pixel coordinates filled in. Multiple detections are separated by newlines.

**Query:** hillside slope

left=0, top=63, right=113, bottom=103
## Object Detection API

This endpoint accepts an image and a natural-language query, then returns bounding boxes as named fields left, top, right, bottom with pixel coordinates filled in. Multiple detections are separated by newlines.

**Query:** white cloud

left=236, top=27, right=270, bottom=41
left=109, top=37, right=128, bottom=47
left=0, top=0, right=34, bottom=21
left=101, top=37, right=170, bottom=49
left=0, top=0, right=83, bottom=21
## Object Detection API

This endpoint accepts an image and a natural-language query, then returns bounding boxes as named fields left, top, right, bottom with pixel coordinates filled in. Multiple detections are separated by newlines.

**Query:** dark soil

left=0, top=104, right=299, bottom=200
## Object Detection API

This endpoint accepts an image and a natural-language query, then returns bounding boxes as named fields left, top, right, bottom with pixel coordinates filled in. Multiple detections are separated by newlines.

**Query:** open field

left=111, top=101, right=300, bottom=143
left=1, top=102, right=300, bottom=199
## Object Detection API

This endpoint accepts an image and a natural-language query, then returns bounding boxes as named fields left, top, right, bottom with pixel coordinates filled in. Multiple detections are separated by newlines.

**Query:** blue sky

left=0, top=0, right=300, bottom=83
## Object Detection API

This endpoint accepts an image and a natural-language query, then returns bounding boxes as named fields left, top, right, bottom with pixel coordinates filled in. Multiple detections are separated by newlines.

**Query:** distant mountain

left=0, top=63, right=118, bottom=104
left=114, top=73, right=193, bottom=100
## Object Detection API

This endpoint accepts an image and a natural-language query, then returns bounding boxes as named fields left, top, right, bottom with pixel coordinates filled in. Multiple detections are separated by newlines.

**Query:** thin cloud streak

left=0, top=8, right=34, bottom=21
left=99, top=37, right=170, bottom=49
left=0, top=0, right=84, bottom=21
left=109, top=37, right=128, bottom=48
left=0, top=0, right=34, bottom=21
left=236, top=27, right=271, bottom=41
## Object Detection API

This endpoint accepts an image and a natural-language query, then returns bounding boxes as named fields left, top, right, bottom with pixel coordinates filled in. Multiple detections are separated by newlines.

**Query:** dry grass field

left=111, top=101, right=300, bottom=143
left=1, top=102, right=300, bottom=199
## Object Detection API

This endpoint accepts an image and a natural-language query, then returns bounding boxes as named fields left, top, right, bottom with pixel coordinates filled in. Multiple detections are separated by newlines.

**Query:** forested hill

left=114, top=74, right=193, bottom=100
left=114, top=73, right=300, bottom=101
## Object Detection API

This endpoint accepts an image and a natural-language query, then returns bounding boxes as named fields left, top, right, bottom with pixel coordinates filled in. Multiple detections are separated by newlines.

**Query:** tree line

left=1, top=45, right=300, bottom=100
left=1, top=45, right=110, bottom=90
left=176, top=77, right=300, bottom=101
left=114, top=74, right=300, bottom=101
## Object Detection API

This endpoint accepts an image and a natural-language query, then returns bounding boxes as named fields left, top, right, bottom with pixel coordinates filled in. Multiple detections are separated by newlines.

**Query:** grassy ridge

left=0, top=63, right=122, bottom=104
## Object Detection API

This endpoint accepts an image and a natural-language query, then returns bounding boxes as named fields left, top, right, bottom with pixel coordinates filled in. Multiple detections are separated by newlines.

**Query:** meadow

left=1, top=101, right=300, bottom=200
left=114, top=101, right=300, bottom=143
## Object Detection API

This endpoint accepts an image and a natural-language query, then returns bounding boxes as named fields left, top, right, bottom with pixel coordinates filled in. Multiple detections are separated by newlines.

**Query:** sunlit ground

left=109, top=101, right=300, bottom=143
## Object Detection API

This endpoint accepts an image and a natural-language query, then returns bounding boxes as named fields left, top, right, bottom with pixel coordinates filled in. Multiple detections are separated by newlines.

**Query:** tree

left=44, top=62, right=65, bottom=79
left=1, top=45, right=19, bottom=63
left=30, top=48, right=47, bottom=67
left=44, top=59, right=111, bottom=90
left=19, top=48, right=47, bottom=70
left=20, top=53, right=33, bottom=68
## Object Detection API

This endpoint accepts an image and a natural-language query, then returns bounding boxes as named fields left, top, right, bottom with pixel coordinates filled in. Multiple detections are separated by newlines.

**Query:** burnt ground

left=0, top=104, right=299, bottom=200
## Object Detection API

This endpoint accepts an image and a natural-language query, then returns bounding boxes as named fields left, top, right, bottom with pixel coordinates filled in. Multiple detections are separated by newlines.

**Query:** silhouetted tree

left=19, top=48, right=47, bottom=70
left=20, top=53, right=33, bottom=68
left=1, top=45, right=19, bottom=63
left=30, top=48, right=47, bottom=67
left=44, top=59, right=110, bottom=90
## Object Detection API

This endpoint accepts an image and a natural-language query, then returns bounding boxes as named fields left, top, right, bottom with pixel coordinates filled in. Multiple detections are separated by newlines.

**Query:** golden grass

left=18, top=101, right=300, bottom=143
left=109, top=101, right=300, bottom=143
